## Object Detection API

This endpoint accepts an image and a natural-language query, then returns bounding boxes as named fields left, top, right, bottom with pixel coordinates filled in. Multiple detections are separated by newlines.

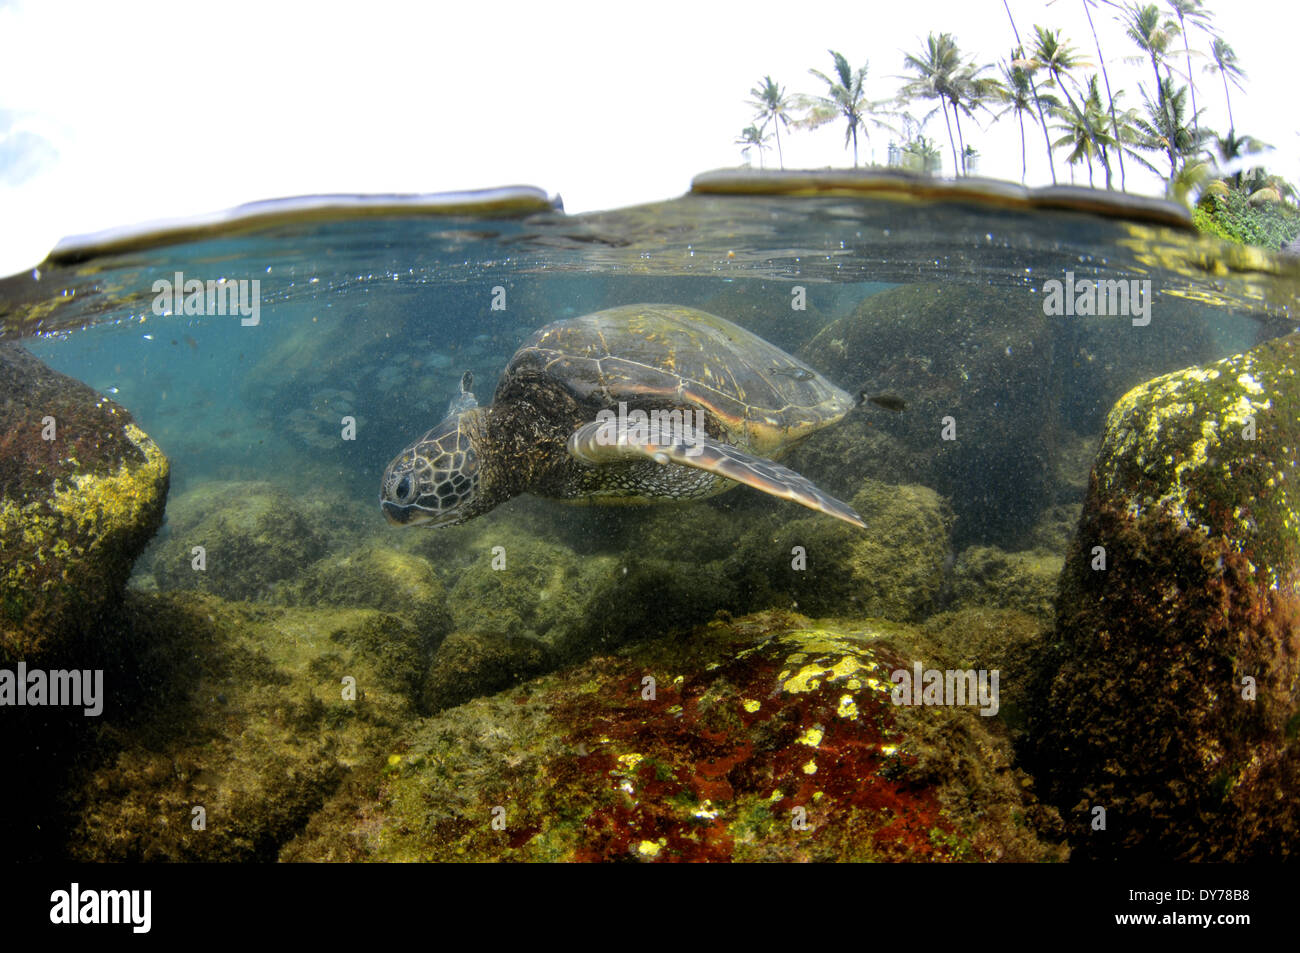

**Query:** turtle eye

left=396, top=475, right=413, bottom=502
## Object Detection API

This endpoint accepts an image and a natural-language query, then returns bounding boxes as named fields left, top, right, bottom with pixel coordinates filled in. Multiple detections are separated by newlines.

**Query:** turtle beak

left=381, top=500, right=416, bottom=525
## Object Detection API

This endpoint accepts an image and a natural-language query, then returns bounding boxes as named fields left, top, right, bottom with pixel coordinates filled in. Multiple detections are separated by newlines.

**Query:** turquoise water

left=3, top=177, right=1299, bottom=862
left=7, top=187, right=1285, bottom=535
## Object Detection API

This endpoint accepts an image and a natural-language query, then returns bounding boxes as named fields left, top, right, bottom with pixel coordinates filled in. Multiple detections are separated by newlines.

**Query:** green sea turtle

left=380, top=304, right=866, bottom=529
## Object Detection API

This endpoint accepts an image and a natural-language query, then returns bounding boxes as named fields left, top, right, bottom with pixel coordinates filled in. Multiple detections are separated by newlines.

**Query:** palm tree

left=1118, top=3, right=1180, bottom=119
left=1205, top=37, right=1246, bottom=132
left=1210, top=130, right=1269, bottom=189
left=900, top=33, right=962, bottom=175
left=901, top=33, right=998, bottom=176
left=1032, top=26, right=1089, bottom=120
left=1164, top=1, right=1212, bottom=143
left=802, top=51, right=872, bottom=167
left=998, top=49, right=1052, bottom=183
left=1001, top=0, right=1057, bottom=183
left=735, top=125, right=770, bottom=169
left=748, top=76, right=793, bottom=170
left=1081, top=0, right=1127, bottom=189
left=1133, top=75, right=1204, bottom=180
left=1052, top=74, right=1117, bottom=187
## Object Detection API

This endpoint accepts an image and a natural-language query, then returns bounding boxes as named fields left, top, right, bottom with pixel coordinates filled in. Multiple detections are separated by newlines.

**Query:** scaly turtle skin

left=380, top=304, right=865, bottom=528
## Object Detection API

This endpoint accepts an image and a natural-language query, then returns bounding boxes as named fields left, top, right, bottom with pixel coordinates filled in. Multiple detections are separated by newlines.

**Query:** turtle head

left=380, top=372, right=488, bottom=527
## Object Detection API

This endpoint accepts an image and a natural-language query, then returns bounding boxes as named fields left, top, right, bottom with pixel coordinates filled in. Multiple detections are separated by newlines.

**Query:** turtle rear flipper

left=567, top=419, right=866, bottom=529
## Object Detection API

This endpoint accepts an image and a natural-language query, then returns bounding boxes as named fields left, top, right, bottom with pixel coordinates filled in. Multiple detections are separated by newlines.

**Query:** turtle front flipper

left=567, top=419, right=867, bottom=529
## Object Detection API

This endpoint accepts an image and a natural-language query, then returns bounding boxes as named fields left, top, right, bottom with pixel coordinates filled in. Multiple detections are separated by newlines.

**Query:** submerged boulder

left=730, top=479, right=954, bottom=622
left=948, top=545, right=1063, bottom=627
left=61, top=592, right=435, bottom=861
left=284, top=610, right=1065, bottom=862
left=1026, top=332, right=1300, bottom=860
left=800, top=283, right=1059, bottom=547
left=0, top=344, right=169, bottom=661
left=149, top=481, right=328, bottom=601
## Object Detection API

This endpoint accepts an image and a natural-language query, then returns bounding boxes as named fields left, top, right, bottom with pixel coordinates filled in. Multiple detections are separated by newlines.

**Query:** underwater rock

left=1026, top=332, right=1300, bottom=860
left=730, top=479, right=953, bottom=622
left=0, top=344, right=169, bottom=661
left=922, top=608, right=1045, bottom=736
left=284, top=610, right=1065, bottom=862
left=149, top=481, right=327, bottom=601
left=1049, top=430, right=1100, bottom=505
left=1025, top=502, right=1083, bottom=554
left=443, top=532, right=620, bottom=653
left=800, top=283, right=1060, bottom=547
left=61, top=592, right=434, bottom=861
left=423, top=629, right=552, bottom=712
left=948, top=545, right=1063, bottom=627
left=281, top=544, right=453, bottom=639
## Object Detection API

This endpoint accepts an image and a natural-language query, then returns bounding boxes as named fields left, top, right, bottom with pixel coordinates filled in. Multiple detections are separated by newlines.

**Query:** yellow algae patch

left=742, top=698, right=761, bottom=714
left=881, top=744, right=899, bottom=756
left=802, top=760, right=818, bottom=775
left=782, top=655, right=866, bottom=694
left=837, top=695, right=859, bottom=720
left=796, top=726, right=824, bottom=747
left=617, top=753, right=643, bottom=772
left=634, top=840, right=662, bottom=858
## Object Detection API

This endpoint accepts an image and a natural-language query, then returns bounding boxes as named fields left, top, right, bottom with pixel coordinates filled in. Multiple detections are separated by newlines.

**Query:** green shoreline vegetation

left=738, top=1, right=1299, bottom=251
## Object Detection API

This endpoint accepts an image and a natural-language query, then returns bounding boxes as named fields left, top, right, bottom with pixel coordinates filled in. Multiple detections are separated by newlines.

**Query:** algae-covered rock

left=949, top=546, right=1063, bottom=626
left=922, top=608, right=1045, bottom=734
left=61, top=592, right=435, bottom=861
left=149, top=481, right=327, bottom=600
left=731, top=479, right=953, bottom=622
left=283, top=545, right=453, bottom=639
left=285, top=610, right=1065, bottom=862
left=0, top=344, right=169, bottom=661
left=423, top=629, right=552, bottom=712
left=444, top=533, right=620, bottom=652
left=1026, top=332, right=1300, bottom=860
left=800, top=283, right=1060, bottom=546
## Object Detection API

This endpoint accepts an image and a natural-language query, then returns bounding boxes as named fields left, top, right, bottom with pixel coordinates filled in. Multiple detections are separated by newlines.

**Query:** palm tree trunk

left=1018, top=111, right=1027, bottom=183
left=940, top=100, right=959, bottom=176
left=850, top=122, right=859, bottom=167
left=1177, top=14, right=1200, bottom=143
left=1001, top=0, right=1056, bottom=184
left=1150, top=53, right=1164, bottom=116
left=774, top=122, right=784, bottom=170
left=1082, top=0, right=1126, bottom=190
left=951, top=100, right=968, bottom=175
left=1222, top=72, right=1235, bottom=132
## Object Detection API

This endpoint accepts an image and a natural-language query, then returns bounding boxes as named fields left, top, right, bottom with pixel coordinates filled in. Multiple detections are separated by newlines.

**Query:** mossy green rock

left=283, top=544, right=453, bottom=639
left=1027, top=332, right=1300, bottom=860
left=61, top=592, right=435, bottom=861
left=150, top=481, right=327, bottom=600
left=731, top=479, right=953, bottom=621
left=0, top=345, right=169, bottom=662
left=284, top=610, right=1065, bottom=862
left=949, top=546, right=1063, bottom=627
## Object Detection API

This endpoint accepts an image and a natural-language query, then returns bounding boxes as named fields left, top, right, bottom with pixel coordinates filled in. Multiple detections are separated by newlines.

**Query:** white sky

left=0, top=0, right=1293, bottom=276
